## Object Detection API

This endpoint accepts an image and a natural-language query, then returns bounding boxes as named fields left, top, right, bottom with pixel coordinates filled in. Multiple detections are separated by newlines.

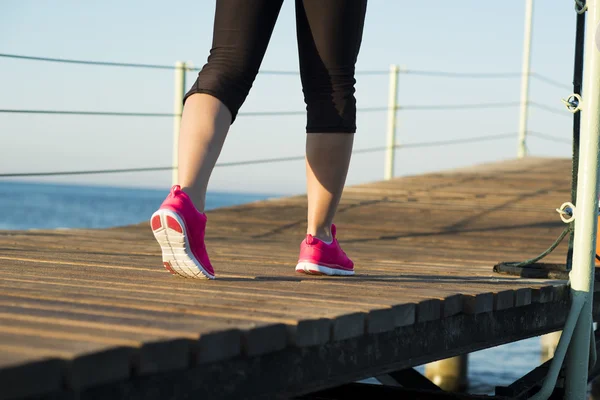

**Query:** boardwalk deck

left=0, top=157, right=598, bottom=399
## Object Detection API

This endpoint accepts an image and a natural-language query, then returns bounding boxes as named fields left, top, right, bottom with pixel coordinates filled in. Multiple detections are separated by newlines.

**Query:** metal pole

left=517, top=0, right=534, bottom=159
left=565, top=1, right=600, bottom=397
left=172, top=61, right=186, bottom=186
left=384, top=64, right=400, bottom=180
left=566, top=9, right=587, bottom=271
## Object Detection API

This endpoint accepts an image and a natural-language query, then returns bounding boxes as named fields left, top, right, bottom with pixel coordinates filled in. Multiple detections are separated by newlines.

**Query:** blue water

left=0, top=180, right=549, bottom=394
left=0, top=181, right=276, bottom=230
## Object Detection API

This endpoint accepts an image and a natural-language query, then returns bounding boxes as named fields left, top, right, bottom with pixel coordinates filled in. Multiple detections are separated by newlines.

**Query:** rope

left=398, top=133, right=514, bottom=148
left=240, top=106, right=388, bottom=117
left=0, top=103, right=519, bottom=118
left=528, top=131, right=572, bottom=144
left=0, top=166, right=174, bottom=177
left=0, top=133, right=513, bottom=178
left=530, top=73, right=572, bottom=91
left=0, top=146, right=387, bottom=178
left=529, top=102, right=571, bottom=118
left=0, top=107, right=385, bottom=118
left=399, top=102, right=520, bottom=111
left=0, top=53, right=386, bottom=75
left=500, top=225, right=573, bottom=269
left=0, top=53, right=571, bottom=93
left=400, top=70, right=521, bottom=78
left=2, top=53, right=566, bottom=82
left=0, top=109, right=176, bottom=117
left=0, top=53, right=176, bottom=70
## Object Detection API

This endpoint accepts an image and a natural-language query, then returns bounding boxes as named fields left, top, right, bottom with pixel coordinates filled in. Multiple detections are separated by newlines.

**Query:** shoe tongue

left=171, top=185, right=182, bottom=195
left=331, top=224, right=337, bottom=238
left=306, top=234, right=316, bottom=245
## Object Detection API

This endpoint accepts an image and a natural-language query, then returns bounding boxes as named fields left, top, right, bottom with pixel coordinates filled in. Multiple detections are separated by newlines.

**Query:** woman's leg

left=296, top=0, right=368, bottom=242
left=178, top=0, right=284, bottom=212
left=177, top=94, right=231, bottom=213
left=152, top=0, right=284, bottom=279
left=305, top=133, right=354, bottom=241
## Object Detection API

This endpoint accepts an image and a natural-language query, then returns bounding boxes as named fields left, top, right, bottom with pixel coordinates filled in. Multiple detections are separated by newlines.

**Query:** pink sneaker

left=150, top=185, right=215, bottom=279
left=295, top=224, right=355, bottom=276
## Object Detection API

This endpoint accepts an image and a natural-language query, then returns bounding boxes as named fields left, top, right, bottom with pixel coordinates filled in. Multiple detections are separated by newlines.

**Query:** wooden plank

left=416, top=299, right=443, bottom=322
left=0, top=263, right=558, bottom=302
left=0, top=271, right=534, bottom=323
left=441, top=294, right=463, bottom=317
left=331, top=312, right=366, bottom=341
left=462, top=293, right=494, bottom=314
left=515, top=288, right=533, bottom=307
left=532, top=286, right=558, bottom=304
left=494, top=290, right=516, bottom=311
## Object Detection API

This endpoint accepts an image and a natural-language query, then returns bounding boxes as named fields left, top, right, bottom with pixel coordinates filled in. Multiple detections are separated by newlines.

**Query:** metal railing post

left=517, top=0, right=534, bottom=159
left=384, top=64, right=400, bottom=180
left=172, top=61, right=187, bottom=186
left=564, top=0, right=600, bottom=397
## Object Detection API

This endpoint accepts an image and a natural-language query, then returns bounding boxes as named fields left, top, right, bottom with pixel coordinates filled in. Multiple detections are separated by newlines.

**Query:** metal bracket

left=562, top=93, right=583, bottom=113
left=557, top=202, right=576, bottom=223
left=575, top=0, right=588, bottom=14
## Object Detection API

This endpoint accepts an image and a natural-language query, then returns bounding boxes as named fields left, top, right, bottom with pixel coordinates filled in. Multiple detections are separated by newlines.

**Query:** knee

left=184, top=50, right=260, bottom=123
left=301, top=67, right=357, bottom=133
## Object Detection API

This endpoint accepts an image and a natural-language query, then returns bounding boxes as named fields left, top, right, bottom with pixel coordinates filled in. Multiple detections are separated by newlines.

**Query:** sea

left=0, top=180, right=554, bottom=395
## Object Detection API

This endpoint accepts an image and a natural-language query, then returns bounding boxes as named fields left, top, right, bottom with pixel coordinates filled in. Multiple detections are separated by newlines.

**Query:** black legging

left=184, top=0, right=368, bottom=133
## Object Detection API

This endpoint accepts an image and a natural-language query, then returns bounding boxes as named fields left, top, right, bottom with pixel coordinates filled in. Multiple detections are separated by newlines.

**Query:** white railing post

left=517, top=0, right=534, bottom=159
left=172, top=61, right=187, bottom=186
left=384, top=64, right=400, bottom=180
left=564, top=0, right=600, bottom=398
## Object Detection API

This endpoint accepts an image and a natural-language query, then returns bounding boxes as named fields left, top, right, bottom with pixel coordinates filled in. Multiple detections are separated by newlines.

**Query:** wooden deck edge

left=50, top=291, right=597, bottom=400
left=2, top=283, right=573, bottom=400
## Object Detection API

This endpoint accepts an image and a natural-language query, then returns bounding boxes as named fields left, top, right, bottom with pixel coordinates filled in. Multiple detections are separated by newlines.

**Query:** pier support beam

left=540, top=331, right=562, bottom=363
left=424, top=355, right=468, bottom=392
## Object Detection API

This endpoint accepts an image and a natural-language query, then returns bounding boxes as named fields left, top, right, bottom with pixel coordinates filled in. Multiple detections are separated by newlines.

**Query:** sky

left=0, top=0, right=580, bottom=195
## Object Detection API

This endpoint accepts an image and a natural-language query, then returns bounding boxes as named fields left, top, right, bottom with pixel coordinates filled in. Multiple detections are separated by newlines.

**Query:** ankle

left=180, top=186, right=206, bottom=213
left=308, top=228, right=333, bottom=244
left=314, top=235, right=333, bottom=244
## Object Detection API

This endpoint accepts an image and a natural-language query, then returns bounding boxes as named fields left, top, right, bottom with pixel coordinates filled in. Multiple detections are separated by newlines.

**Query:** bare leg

left=296, top=0, right=366, bottom=244
left=306, top=133, right=354, bottom=242
left=177, top=93, right=232, bottom=212
left=175, top=0, right=284, bottom=212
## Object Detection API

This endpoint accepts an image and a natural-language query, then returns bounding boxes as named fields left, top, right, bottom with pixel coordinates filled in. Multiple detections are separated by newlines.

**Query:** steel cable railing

left=0, top=132, right=558, bottom=178
left=0, top=52, right=572, bottom=84
left=0, top=52, right=574, bottom=179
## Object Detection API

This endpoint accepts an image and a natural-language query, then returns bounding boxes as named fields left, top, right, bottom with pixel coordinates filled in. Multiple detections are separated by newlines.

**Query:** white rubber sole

left=151, top=209, right=215, bottom=279
left=295, top=262, right=355, bottom=276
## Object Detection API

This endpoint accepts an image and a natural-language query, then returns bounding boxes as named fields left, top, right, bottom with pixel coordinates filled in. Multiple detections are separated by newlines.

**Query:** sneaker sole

left=151, top=209, right=215, bottom=280
left=295, top=262, right=355, bottom=276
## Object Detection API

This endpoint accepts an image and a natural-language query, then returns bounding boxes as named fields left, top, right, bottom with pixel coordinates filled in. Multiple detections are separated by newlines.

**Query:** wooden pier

left=1, top=157, right=598, bottom=399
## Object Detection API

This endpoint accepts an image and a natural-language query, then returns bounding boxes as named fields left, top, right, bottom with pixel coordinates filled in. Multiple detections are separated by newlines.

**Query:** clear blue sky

left=0, top=0, right=577, bottom=195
